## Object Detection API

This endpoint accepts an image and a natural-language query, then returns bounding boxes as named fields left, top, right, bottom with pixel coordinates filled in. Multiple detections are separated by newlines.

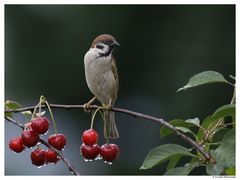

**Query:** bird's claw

left=83, top=103, right=91, bottom=113
left=83, top=96, right=97, bottom=113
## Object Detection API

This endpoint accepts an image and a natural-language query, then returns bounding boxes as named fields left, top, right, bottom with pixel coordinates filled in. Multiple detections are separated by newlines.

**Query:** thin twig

left=5, top=116, right=80, bottom=176
left=5, top=103, right=211, bottom=160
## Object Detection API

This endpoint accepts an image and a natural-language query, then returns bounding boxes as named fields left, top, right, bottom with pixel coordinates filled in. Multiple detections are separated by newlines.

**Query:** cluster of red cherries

left=8, top=116, right=66, bottom=166
left=80, top=129, right=119, bottom=164
left=9, top=115, right=119, bottom=166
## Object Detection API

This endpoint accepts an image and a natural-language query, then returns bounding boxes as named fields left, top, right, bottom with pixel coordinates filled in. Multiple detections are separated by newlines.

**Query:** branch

left=5, top=116, right=80, bottom=176
left=5, top=103, right=211, bottom=160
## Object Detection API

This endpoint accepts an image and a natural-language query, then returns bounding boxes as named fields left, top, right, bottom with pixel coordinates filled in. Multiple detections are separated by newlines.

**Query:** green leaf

left=140, top=144, right=196, bottom=170
left=21, top=110, right=32, bottom=120
left=5, top=112, right=12, bottom=118
left=212, top=104, right=235, bottom=120
left=176, top=126, right=197, bottom=139
left=229, top=75, right=235, bottom=80
left=21, top=111, right=32, bottom=116
left=185, top=118, right=200, bottom=126
left=5, top=100, right=22, bottom=110
left=176, top=126, right=193, bottom=134
left=5, top=100, right=22, bottom=118
left=161, top=119, right=185, bottom=138
left=35, top=111, right=46, bottom=117
left=211, top=128, right=230, bottom=143
left=166, top=155, right=181, bottom=171
left=165, top=162, right=200, bottom=175
left=207, top=129, right=235, bottom=175
left=177, top=71, right=228, bottom=92
left=225, top=167, right=235, bottom=175
left=206, top=164, right=224, bottom=175
left=160, top=119, right=194, bottom=138
left=212, top=129, right=235, bottom=167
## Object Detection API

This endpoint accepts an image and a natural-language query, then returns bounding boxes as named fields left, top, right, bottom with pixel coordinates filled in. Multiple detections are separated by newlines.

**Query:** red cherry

left=9, top=137, right=25, bottom=153
left=48, top=134, right=66, bottom=150
left=100, top=144, right=119, bottom=162
left=31, top=149, right=45, bottom=166
left=31, top=117, right=49, bottom=134
left=21, top=129, right=39, bottom=148
left=80, top=144, right=100, bottom=160
left=82, top=129, right=98, bottom=146
left=45, top=149, right=59, bottom=163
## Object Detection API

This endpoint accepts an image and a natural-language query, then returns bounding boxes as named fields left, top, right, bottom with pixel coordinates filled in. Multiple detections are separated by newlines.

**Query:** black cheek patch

left=96, top=44, right=104, bottom=49
left=99, top=46, right=114, bottom=57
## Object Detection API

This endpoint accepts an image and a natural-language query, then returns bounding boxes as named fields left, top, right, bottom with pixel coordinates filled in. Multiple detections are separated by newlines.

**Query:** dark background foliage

left=5, top=5, right=235, bottom=175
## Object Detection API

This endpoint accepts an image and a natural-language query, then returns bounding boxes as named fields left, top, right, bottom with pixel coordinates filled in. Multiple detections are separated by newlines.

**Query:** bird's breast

left=84, top=51, right=116, bottom=104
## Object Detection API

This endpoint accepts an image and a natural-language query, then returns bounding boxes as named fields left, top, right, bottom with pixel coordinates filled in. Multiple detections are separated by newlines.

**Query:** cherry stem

left=41, top=95, right=58, bottom=134
left=106, top=137, right=109, bottom=144
left=31, top=95, right=44, bottom=121
left=39, top=96, right=42, bottom=116
left=90, top=106, right=102, bottom=129
left=31, top=102, right=40, bottom=121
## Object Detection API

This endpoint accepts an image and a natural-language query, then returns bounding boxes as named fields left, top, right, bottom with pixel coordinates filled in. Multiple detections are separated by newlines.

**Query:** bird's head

left=91, top=34, right=120, bottom=57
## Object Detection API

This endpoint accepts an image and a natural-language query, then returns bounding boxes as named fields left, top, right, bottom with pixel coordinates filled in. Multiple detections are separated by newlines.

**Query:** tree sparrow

left=84, top=34, right=120, bottom=139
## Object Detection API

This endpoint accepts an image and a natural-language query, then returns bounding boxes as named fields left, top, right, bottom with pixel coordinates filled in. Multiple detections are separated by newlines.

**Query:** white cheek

left=94, top=44, right=109, bottom=54
left=103, top=46, right=109, bottom=53
left=84, top=48, right=98, bottom=61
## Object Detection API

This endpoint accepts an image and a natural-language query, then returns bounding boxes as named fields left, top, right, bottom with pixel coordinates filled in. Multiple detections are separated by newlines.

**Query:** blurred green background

left=5, top=5, right=235, bottom=175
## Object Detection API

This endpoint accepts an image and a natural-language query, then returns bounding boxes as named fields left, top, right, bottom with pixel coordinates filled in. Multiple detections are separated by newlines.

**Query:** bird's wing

left=111, top=57, right=119, bottom=95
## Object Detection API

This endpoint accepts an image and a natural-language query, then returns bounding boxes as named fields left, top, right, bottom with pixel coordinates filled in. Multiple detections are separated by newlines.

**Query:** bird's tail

left=104, top=111, right=119, bottom=139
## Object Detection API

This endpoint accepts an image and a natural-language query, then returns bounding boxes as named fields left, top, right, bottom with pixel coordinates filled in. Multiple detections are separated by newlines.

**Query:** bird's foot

left=83, top=103, right=91, bottom=113
left=83, top=96, right=96, bottom=113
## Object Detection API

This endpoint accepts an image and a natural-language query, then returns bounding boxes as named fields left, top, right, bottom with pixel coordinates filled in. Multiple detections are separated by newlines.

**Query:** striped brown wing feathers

left=111, top=57, right=119, bottom=100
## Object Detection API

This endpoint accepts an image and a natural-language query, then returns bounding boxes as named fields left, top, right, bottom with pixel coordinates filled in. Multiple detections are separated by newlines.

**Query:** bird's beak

left=111, top=41, right=121, bottom=47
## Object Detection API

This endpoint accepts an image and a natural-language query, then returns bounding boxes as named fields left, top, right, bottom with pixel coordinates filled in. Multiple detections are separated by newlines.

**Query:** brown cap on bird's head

left=91, top=34, right=120, bottom=48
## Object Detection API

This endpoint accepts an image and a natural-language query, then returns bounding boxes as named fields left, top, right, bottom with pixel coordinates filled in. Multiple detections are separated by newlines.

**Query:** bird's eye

left=96, top=44, right=104, bottom=49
